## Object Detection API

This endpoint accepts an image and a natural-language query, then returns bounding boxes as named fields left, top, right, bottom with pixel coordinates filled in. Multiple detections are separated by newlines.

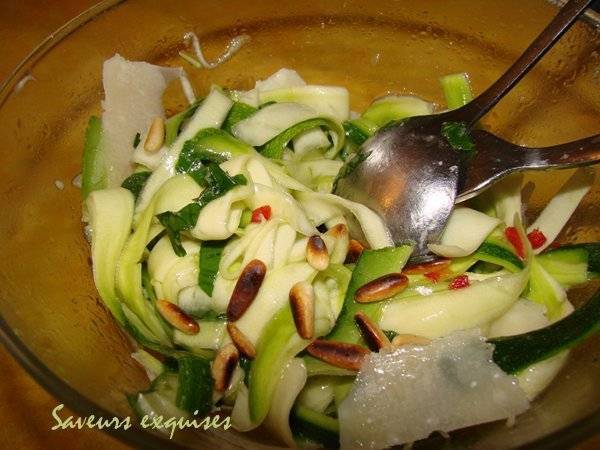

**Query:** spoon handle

left=449, top=0, right=593, bottom=126
left=458, top=133, right=600, bottom=201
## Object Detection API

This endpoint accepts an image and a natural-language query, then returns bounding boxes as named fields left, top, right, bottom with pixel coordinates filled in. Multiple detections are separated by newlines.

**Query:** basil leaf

left=198, top=240, right=227, bottom=296
left=157, top=164, right=247, bottom=256
left=121, top=171, right=151, bottom=200
left=441, top=121, right=475, bottom=154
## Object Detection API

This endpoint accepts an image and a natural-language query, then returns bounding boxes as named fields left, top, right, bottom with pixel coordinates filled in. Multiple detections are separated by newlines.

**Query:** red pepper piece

left=251, top=205, right=272, bottom=223
left=527, top=228, right=547, bottom=250
left=504, top=226, right=525, bottom=259
left=449, top=274, right=470, bottom=290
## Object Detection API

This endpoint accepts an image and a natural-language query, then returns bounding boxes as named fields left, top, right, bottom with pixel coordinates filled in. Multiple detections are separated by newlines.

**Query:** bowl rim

left=0, top=1, right=598, bottom=449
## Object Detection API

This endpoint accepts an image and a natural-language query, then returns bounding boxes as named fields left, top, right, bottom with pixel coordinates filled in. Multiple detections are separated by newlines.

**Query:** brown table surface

left=0, top=1, right=598, bottom=450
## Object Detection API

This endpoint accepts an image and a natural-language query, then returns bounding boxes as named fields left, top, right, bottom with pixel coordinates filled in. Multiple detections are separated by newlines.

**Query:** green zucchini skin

left=489, top=291, right=600, bottom=374
left=476, top=241, right=524, bottom=272
left=538, top=243, right=600, bottom=282
left=81, top=116, right=106, bottom=198
left=291, top=405, right=340, bottom=449
left=343, top=121, right=370, bottom=146
left=327, top=245, right=413, bottom=344
left=176, top=356, right=213, bottom=414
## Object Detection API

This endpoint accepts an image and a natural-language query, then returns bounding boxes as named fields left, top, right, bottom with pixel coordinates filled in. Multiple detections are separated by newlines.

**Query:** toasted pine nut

left=402, top=258, right=451, bottom=275
left=289, top=281, right=315, bottom=339
left=306, top=235, right=329, bottom=271
left=226, top=322, right=256, bottom=359
left=212, top=343, right=239, bottom=392
left=391, top=334, right=431, bottom=348
left=227, top=259, right=267, bottom=321
left=354, top=273, right=408, bottom=303
left=327, top=223, right=348, bottom=239
left=144, top=117, right=165, bottom=153
left=345, top=239, right=365, bottom=264
left=354, top=311, right=390, bottom=351
left=306, top=339, right=369, bottom=371
left=156, top=299, right=199, bottom=335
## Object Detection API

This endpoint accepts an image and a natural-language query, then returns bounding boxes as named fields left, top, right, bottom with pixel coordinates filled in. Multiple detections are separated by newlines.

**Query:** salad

left=82, top=47, right=599, bottom=449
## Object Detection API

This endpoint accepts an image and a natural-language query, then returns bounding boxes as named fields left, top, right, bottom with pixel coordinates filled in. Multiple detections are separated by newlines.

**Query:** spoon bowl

left=335, top=0, right=599, bottom=259
left=335, top=116, right=463, bottom=255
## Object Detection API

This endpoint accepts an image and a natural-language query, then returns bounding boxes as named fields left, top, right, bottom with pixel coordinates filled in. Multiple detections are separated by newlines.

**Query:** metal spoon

left=335, top=0, right=599, bottom=259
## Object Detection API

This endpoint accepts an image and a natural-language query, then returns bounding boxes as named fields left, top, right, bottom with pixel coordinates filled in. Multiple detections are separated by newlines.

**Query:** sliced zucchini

left=86, top=187, right=134, bottom=325
left=165, top=100, right=202, bottom=146
left=537, top=243, right=600, bottom=287
left=489, top=291, right=600, bottom=374
left=176, top=356, right=213, bottom=415
left=81, top=116, right=106, bottom=199
left=440, top=72, right=473, bottom=110
left=291, top=404, right=340, bottom=449
left=475, top=240, right=524, bottom=273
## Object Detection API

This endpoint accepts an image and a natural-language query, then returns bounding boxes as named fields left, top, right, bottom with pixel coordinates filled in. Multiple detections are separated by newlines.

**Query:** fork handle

left=449, top=0, right=593, bottom=126
left=458, top=133, right=600, bottom=201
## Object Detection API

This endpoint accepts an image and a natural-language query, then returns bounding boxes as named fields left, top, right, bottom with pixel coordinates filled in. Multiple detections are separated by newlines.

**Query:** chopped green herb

left=121, top=171, right=152, bottom=199
left=383, top=329, right=398, bottom=342
left=198, top=240, right=227, bottom=296
left=157, top=164, right=247, bottom=256
left=176, top=128, right=252, bottom=180
left=133, top=132, right=141, bottom=148
left=441, top=121, right=475, bottom=154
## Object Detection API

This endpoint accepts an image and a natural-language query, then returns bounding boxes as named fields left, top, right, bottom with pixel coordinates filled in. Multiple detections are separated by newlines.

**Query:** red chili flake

left=424, top=271, right=442, bottom=283
left=251, top=205, right=272, bottom=223
left=504, top=226, right=525, bottom=259
left=449, top=274, right=470, bottom=290
left=527, top=228, right=547, bottom=250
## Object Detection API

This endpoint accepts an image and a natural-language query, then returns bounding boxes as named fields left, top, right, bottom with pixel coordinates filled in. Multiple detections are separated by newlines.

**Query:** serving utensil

left=335, top=0, right=599, bottom=258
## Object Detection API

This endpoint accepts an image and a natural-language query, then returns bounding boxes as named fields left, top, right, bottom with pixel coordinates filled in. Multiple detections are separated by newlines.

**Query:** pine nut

left=226, top=322, right=256, bottom=359
left=354, top=273, right=408, bottom=303
left=345, top=239, right=365, bottom=264
left=212, top=343, right=239, bottom=392
left=306, top=235, right=329, bottom=271
left=289, top=281, right=315, bottom=339
left=227, top=259, right=267, bottom=321
left=144, top=117, right=165, bottom=153
left=402, top=258, right=451, bottom=275
left=391, top=334, right=431, bottom=348
left=156, top=299, right=199, bottom=335
left=306, top=339, right=369, bottom=371
left=354, top=311, right=390, bottom=351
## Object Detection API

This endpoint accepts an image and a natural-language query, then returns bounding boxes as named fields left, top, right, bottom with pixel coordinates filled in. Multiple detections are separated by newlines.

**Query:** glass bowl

left=0, top=0, right=598, bottom=448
